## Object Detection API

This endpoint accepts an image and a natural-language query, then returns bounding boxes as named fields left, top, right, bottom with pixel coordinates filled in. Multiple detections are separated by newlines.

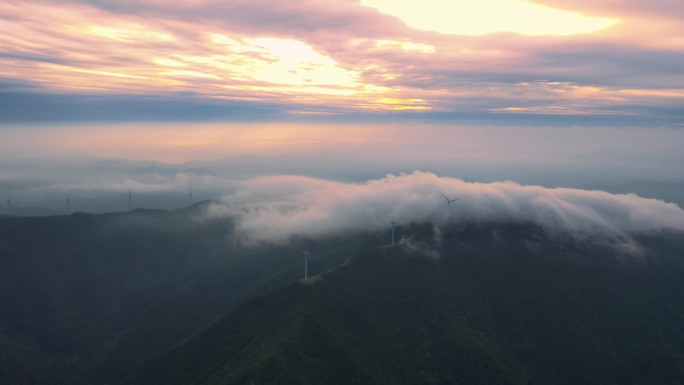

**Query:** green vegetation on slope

left=118, top=249, right=527, bottom=385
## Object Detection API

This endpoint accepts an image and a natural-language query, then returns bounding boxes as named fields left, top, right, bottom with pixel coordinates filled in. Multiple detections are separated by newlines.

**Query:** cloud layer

left=208, top=171, right=684, bottom=245
left=1, top=0, right=683, bottom=124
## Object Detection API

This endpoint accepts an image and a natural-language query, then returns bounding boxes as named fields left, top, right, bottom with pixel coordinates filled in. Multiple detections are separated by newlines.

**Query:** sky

left=1, top=0, right=684, bottom=213
left=1, top=0, right=683, bottom=124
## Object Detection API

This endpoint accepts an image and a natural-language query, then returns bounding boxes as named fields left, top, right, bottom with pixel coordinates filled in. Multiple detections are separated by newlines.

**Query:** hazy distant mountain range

left=2, top=205, right=684, bottom=384
left=3, top=156, right=682, bottom=216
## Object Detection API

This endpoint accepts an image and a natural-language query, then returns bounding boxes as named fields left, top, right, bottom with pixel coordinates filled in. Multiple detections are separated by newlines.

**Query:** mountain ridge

left=115, top=223, right=684, bottom=385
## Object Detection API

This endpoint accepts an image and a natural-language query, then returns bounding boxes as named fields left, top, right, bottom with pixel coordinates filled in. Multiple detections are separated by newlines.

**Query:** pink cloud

left=1, top=0, right=683, bottom=120
left=208, top=171, right=684, bottom=246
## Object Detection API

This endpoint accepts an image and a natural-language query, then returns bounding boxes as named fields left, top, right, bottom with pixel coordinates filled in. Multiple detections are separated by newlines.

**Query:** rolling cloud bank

left=207, top=171, right=684, bottom=247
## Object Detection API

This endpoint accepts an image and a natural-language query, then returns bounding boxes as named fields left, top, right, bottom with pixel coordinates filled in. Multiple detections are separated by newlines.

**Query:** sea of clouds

left=205, top=171, right=684, bottom=245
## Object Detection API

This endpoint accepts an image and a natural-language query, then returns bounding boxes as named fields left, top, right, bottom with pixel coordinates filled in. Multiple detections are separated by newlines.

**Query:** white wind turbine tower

left=391, top=214, right=397, bottom=246
left=303, top=249, right=311, bottom=280
left=66, top=198, right=71, bottom=213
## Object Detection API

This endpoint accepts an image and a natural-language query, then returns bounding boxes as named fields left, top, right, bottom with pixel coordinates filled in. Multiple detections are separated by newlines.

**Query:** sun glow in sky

left=360, top=0, right=619, bottom=36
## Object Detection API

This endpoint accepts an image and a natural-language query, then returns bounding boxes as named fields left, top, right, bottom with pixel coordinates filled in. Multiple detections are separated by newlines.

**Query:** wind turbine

left=303, top=249, right=311, bottom=280
left=441, top=193, right=460, bottom=206
left=441, top=193, right=460, bottom=221
left=188, top=185, right=193, bottom=204
left=66, top=198, right=71, bottom=213
left=390, top=214, right=397, bottom=246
